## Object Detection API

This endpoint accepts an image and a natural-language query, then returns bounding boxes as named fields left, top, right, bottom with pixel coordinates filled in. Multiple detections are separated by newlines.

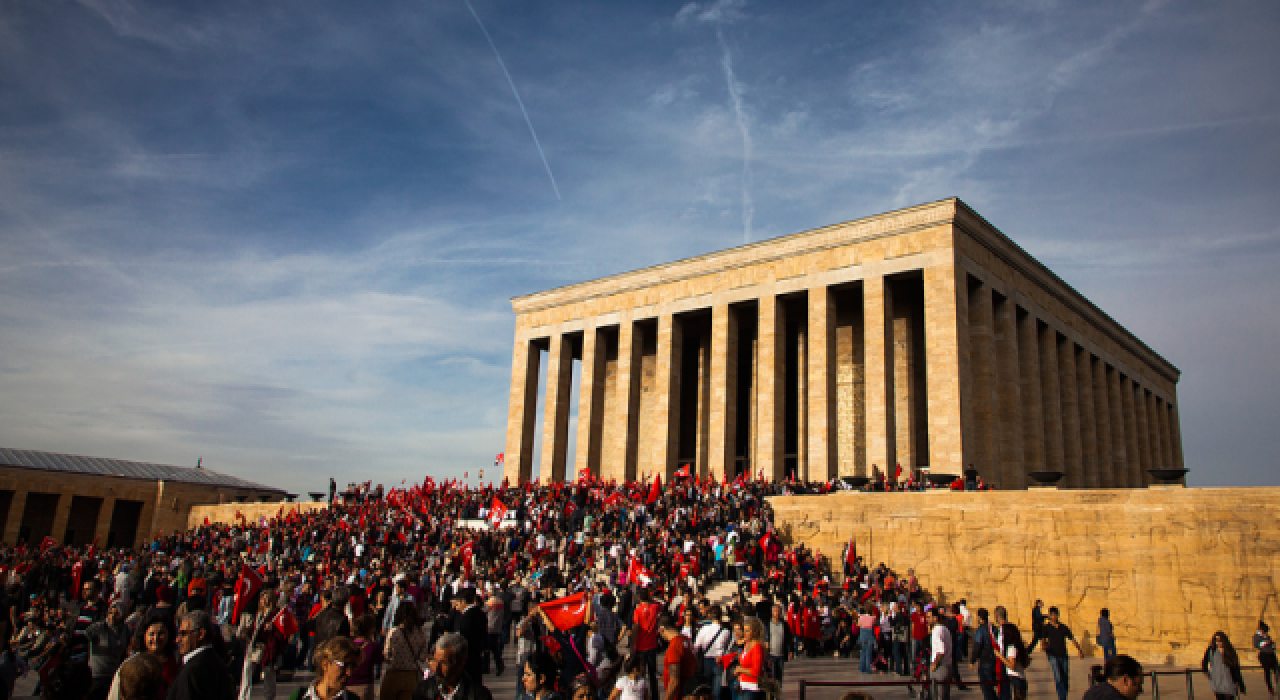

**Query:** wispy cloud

left=2, top=0, right=1279, bottom=487
left=677, top=0, right=754, bottom=242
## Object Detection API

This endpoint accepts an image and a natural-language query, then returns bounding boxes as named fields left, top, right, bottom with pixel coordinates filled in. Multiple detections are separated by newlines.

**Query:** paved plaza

left=14, top=636, right=1267, bottom=700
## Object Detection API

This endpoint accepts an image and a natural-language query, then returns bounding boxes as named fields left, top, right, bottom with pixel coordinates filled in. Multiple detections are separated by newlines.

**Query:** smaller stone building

left=0, top=448, right=290, bottom=550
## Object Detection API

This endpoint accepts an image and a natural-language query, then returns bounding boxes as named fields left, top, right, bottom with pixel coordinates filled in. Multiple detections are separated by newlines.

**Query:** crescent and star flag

left=676, top=464, right=690, bottom=478
left=626, top=556, right=653, bottom=586
left=844, top=537, right=857, bottom=574
left=490, top=497, right=508, bottom=526
left=539, top=592, right=589, bottom=630
left=646, top=474, right=662, bottom=505
left=39, top=536, right=57, bottom=552
left=232, top=564, right=264, bottom=623
left=273, top=608, right=300, bottom=637
left=494, top=453, right=504, bottom=467
left=894, top=463, right=903, bottom=479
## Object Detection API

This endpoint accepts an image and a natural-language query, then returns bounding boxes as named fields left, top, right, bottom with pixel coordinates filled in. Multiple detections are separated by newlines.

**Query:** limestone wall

left=768, top=487, right=1280, bottom=666
left=188, top=501, right=329, bottom=529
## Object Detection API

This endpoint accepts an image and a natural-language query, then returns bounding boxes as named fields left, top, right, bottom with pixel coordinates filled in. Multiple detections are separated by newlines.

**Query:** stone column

left=2, top=489, right=27, bottom=544
left=504, top=337, right=542, bottom=484
left=539, top=333, right=575, bottom=483
left=1157, top=398, right=1174, bottom=470
left=612, top=322, right=643, bottom=482
left=924, top=263, right=969, bottom=478
left=695, top=326, right=712, bottom=474
left=707, top=304, right=739, bottom=482
left=1124, top=379, right=1147, bottom=486
left=1108, top=368, right=1130, bottom=488
left=1076, top=349, right=1099, bottom=489
left=864, top=276, right=896, bottom=477
left=796, top=322, right=808, bottom=480
left=756, top=295, right=786, bottom=481
left=893, top=288, right=918, bottom=472
left=968, top=281, right=999, bottom=484
left=93, top=497, right=116, bottom=547
left=808, top=287, right=836, bottom=481
left=1058, top=339, right=1082, bottom=488
left=1039, top=324, right=1065, bottom=477
left=1091, top=358, right=1115, bottom=489
left=574, top=326, right=606, bottom=480
left=1147, top=392, right=1165, bottom=469
left=645, top=314, right=682, bottom=480
left=1017, top=309, right=1046, bottom=481
left=1169, top=400, right=1185, bottom=469
left=51, top=493, right=73, bottom=544
left=993, top=296, right=1024, bottom=489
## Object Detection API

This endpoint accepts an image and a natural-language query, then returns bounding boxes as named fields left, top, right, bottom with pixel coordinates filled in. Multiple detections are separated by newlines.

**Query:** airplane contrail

left=464, top=0, right=562, bottom=200
left=717, top=28, right=752, bottom=244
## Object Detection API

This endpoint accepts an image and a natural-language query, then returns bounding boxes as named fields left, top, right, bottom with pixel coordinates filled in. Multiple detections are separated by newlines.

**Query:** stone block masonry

left=504, top=198, right=1183, bottom=488
left=769, top=488, right=1280, bottom=667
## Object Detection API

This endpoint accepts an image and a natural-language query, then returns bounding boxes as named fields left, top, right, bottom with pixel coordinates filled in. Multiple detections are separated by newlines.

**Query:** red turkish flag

left=626, top=556, right=653, bottom=586
left=845, top=537, right=857, bottom=572
left=539, top=592, right=589, bottom=631
left=604, top=493, right=622, bottom=507
left=646, top=475, right=662, bottom=504
left=273, top=608, right=299, bottom=637
left=39, top=536, right=58, bottom=552
left=490, top=498, right=508, bottom=526
left=676, top=464, right=690, bottom=478
left=232, top=564, right=264, bottom=623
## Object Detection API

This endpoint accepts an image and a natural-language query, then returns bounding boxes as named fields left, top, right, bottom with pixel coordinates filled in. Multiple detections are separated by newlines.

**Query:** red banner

left=231, top=564, right=264, bottom=623
left=539, top=591, right=589, bottom=631
left=273, top=608, right=299, bottom=637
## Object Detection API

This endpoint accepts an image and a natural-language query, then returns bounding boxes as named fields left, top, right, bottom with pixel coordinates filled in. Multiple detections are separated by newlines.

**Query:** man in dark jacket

left=451, top=588, right=488, bottom=681
left=413, top=632, right=492, bottom=700
left=1082, top=655, right=1144, bottom=700
left=167, top=611, right=234, bottom=700
left=969, top=608, right=998, bottom=700
left=310, top=587, right=350, bottom=665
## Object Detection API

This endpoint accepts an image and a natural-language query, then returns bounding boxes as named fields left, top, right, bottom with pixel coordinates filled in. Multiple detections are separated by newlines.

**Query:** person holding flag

left=237, top=588, right=286, bottom=700
left=533, top=591, right=595, bottom=692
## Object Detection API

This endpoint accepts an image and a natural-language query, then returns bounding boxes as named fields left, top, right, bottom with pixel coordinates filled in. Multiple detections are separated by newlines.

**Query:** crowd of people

left=0, top=472, right=1273, bottom=700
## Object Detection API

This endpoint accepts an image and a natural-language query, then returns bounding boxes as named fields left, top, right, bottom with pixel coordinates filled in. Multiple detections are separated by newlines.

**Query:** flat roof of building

left=0, top=447, right=288, bottom=494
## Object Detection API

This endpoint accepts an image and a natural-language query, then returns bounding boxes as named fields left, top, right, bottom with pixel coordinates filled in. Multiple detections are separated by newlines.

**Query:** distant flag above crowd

left=626, top=555, right=653, bottom=586
left=494, top=453, right=504, bottom=467
left=676, top=464, right=690, bottom=478
left=489, top=497, right=508, bottom=526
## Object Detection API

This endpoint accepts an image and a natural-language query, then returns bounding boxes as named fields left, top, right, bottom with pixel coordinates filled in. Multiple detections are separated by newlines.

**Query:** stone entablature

left=503, top=198, right=1183, bottom=490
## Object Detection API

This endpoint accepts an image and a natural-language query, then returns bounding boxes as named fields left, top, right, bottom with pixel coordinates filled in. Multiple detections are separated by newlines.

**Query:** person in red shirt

left=910, top=603, right=929, bottom=676
left=632, top=588, right=663, bottom=700
left=802, top=600, right=821, bottom=657
left=735, top=617, right=767, bottom=700
left=658, top=615, right=690, bottom=700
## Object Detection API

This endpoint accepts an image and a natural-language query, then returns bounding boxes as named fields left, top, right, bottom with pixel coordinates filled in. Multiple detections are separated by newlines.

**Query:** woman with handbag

left=735, top=618, right=775, bottom=700
left=379, top=604, right=428, bottom=700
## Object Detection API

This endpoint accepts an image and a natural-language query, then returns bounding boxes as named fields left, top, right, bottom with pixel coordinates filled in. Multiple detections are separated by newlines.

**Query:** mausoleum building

left=503, top=198, right=1183, bottom=489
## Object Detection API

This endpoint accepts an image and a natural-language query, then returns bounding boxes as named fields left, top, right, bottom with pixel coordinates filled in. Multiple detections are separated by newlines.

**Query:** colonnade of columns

left=964, top=276, right=1183, bottom=489
left=504, top=268, right=958, bottom=486
left=503, top=265, right=1182, bottom=489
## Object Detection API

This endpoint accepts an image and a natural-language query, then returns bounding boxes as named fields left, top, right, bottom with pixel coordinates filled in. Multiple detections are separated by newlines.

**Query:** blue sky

left=1, top=0, right=1277, bottom=490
